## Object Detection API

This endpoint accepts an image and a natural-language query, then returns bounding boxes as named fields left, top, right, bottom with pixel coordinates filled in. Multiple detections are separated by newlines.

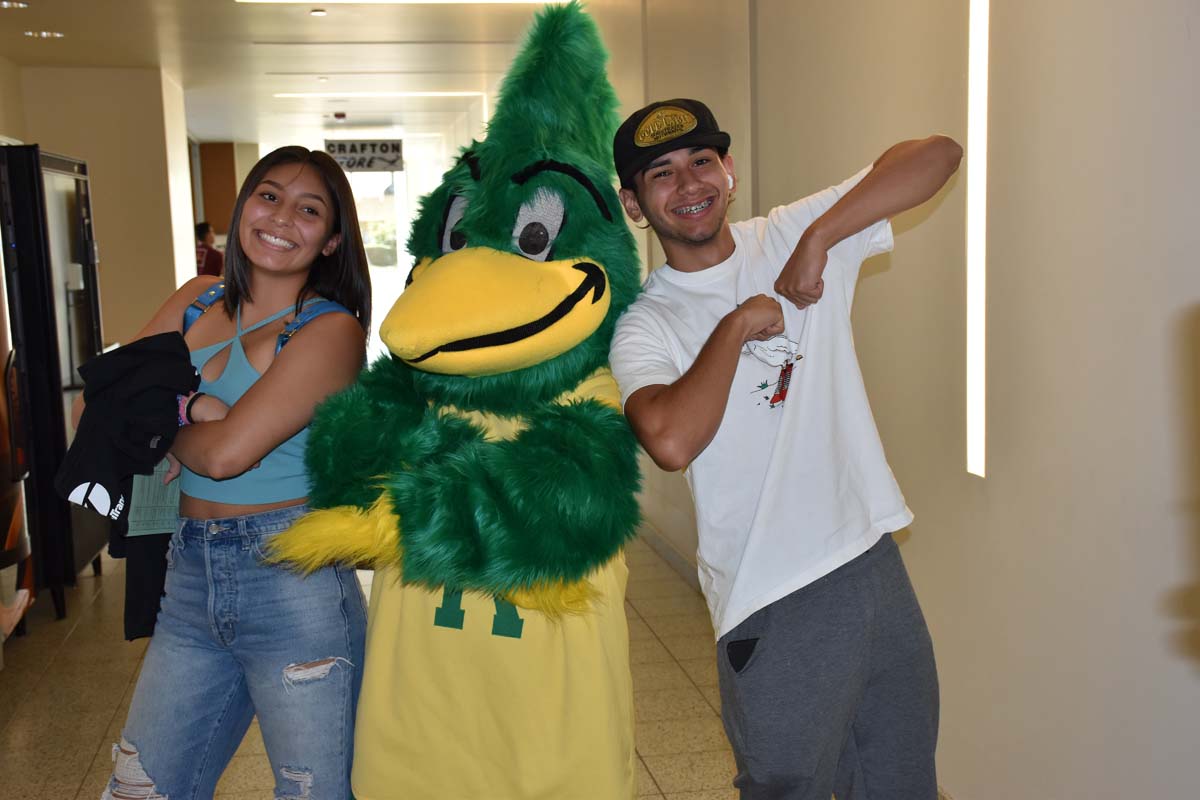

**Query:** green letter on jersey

left=433, top=588, right=466, bottom=629
left=432, top=588, right=523, bottom=639
left=491, top=598, right=524, bottom=638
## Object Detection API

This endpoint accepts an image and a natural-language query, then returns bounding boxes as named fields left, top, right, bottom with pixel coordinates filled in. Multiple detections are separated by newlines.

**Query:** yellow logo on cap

left=634, top=106, right=698, bottom=148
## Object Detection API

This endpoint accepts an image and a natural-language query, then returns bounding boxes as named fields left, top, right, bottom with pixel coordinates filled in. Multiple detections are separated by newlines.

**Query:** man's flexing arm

left=775, top=135, right=963, bottom=309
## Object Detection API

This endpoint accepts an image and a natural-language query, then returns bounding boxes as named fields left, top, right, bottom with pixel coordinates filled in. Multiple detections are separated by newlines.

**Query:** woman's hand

left=162, top=452, right=182, bottom=484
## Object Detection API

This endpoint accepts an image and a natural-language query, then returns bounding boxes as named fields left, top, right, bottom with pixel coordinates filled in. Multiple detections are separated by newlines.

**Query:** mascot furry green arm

left=270, top=2, right=642, bottom=612
left=269, top=5, right=645, bottom=798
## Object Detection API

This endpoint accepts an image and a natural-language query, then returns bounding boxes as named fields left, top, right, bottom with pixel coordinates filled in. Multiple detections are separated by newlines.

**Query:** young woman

left=101, top=146, right=371, bottom=799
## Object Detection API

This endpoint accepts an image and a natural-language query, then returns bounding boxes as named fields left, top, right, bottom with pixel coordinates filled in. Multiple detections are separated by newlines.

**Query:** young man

left=610, top=98, right=962, bottom=799
left=195, top=221, right=224, bottom=277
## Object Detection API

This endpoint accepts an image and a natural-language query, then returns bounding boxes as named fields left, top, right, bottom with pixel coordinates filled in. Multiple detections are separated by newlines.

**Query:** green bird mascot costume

left=269, top=3, right=644, bottom=797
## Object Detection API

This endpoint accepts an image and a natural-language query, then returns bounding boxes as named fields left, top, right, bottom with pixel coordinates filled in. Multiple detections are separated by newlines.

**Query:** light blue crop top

left=180, top=302, right=319, bottom=504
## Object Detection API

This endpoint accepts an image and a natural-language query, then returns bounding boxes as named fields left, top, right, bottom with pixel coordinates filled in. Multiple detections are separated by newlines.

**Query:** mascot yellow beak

left=381, top=247, right=611, bottom=376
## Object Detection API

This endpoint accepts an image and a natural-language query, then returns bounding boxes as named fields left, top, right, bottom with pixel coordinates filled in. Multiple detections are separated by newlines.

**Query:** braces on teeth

left=676, top=199, right=712, bottom=214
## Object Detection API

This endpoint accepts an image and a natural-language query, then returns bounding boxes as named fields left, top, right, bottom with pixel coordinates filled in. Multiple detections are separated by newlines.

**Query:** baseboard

left=636, top=520, right=702, bottom=592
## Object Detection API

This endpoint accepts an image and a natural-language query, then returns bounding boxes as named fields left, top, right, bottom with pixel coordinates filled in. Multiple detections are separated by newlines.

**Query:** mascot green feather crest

left=269, top=0, right=642, bottom=612
left=488, top=2, right=621, bottom=168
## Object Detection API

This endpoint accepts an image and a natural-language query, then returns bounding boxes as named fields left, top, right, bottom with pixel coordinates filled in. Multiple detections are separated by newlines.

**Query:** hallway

left=0, top=532, right=737, bottom=799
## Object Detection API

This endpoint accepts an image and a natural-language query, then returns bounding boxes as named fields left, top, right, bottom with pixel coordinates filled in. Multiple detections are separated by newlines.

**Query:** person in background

left=95, top=146, right=372, bottom=799
left=609, top=98, right=961, bottom=800
left=195, top=220, right=224, bottom=277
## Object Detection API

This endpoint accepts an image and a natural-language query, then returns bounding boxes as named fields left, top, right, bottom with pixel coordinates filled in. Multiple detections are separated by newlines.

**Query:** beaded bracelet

left=177, top=393, right=193, bottom=427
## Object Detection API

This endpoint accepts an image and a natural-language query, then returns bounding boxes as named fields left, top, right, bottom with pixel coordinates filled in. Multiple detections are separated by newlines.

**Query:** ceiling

left=0, top=1, right=574, bottom=144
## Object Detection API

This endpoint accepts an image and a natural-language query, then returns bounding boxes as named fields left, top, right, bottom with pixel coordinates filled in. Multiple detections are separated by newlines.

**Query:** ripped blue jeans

left=106, top=505, right=367, bottom=799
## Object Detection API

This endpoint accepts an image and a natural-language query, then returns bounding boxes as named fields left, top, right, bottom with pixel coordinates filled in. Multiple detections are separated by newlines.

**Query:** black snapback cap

left=613, top=98, right=731, bottom=189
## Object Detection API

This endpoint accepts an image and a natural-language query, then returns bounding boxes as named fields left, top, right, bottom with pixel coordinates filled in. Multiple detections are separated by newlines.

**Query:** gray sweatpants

left=716, top=533, right=939, bottom=800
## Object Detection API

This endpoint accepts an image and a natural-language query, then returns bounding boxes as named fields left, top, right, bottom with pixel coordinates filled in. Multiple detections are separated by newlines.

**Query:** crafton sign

left=325, top=140, right=403, bottom=172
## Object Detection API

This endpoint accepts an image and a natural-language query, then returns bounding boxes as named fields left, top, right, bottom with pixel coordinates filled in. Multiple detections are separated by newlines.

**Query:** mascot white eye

left=511, top=188, right=566, bottom=262
left=441, top=195, right=469, bottom=253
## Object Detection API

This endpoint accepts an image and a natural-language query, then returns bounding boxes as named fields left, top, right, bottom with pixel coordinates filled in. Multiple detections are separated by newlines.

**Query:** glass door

left=347, top=134, right=450, bottom=363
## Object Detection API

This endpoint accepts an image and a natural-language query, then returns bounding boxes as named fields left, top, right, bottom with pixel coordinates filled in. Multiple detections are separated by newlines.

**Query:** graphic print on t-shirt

left=67, top=481, right=126, bottom=519
left=744, top=334, right=801, bottom=409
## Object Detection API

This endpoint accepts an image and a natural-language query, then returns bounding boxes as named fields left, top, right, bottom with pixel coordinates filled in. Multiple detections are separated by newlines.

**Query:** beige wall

left=162, top=72, right=198, bottom=288
left=966, top=1, right=1197, bottom=795
left=21, top=67, right=186, bottom=346
left=643, top=0, right=755, bottom=238
left=586, top=0, right=649, bottom=128
left=0, top=54, right=24, bottom=142
left=232, top=142, right=261, bottom=196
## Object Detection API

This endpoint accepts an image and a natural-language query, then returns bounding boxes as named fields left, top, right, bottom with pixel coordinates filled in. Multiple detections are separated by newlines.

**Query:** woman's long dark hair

left=222, top=146, right=371, bottom=332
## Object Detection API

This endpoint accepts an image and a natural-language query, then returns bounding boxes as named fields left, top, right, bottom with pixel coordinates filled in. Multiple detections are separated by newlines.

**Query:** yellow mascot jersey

left=351, top=556, right=635, bottom=800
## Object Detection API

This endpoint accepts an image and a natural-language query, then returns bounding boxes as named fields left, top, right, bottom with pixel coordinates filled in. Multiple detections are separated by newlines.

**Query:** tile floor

left=0, top=532, right=737, bottom=799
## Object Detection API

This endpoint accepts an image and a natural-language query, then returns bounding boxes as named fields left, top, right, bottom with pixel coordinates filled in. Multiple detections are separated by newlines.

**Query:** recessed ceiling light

left=310, top=8, right=327, bottom=16
left=24, top=30, right=64, bottom=39
left=317, top=76, right=329, bottom=82
left=0, top=2, right=31, bottom=10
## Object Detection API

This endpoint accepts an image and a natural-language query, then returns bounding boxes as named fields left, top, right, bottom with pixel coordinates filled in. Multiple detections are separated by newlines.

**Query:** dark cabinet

left=0, top=145, right=106, bottom=621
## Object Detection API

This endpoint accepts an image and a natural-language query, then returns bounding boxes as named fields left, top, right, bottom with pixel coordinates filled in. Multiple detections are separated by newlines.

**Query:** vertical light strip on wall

left=966, top=0, right=988, bottom=477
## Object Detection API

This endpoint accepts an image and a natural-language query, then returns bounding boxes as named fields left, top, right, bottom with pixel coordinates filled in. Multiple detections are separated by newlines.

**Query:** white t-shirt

left=610, top=167, right=912, bottom=639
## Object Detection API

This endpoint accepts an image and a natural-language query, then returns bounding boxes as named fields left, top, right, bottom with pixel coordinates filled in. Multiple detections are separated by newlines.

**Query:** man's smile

left=673, top=198, right=714, bottom=216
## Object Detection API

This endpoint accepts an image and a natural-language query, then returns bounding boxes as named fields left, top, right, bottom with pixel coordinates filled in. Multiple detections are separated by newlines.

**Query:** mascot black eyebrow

left=269, top=3, right=644, bottom=797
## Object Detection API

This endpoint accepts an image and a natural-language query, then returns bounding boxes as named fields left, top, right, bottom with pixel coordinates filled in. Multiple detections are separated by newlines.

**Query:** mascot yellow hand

left=270, top=492, right=596, bottom=614
left=265, top=494, right=401, bottom=573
